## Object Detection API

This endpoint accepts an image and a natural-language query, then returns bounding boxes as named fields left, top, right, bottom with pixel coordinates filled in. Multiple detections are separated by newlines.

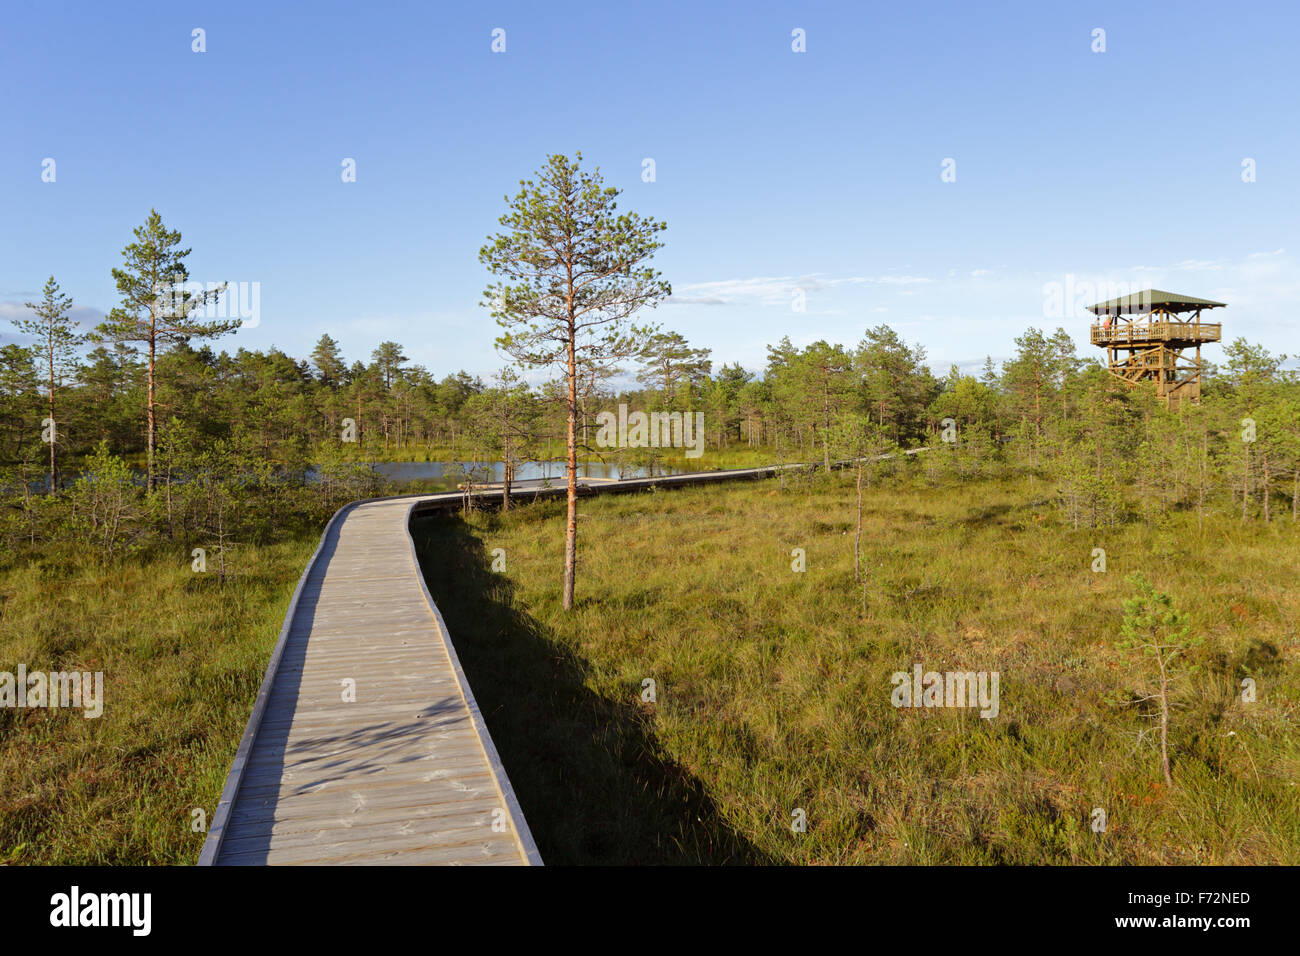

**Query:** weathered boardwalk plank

left=199, top=496, right=541, bottom=866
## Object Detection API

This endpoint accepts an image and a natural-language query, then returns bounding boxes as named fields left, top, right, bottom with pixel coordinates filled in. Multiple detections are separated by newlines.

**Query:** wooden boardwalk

left=200, top=453, right=924, bottom=866
left=199, top=496, right=541, bottom=866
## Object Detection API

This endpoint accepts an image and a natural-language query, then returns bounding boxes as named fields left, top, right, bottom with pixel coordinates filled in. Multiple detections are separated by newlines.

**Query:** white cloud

left=0, top=301, right=105, bottom=333
left=668, top=272, right=933, bottom=307
left=668, top=294, right=727, bottom=306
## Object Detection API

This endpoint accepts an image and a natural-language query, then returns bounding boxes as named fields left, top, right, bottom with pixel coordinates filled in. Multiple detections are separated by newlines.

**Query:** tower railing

left=1090, top=321, right=1221, bottom=346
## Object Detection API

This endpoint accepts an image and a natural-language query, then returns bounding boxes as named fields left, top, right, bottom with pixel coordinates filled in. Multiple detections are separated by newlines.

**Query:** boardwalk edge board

left=197, top=497, right=360, bottom=866
left=402, top=499, right=544, bottom=866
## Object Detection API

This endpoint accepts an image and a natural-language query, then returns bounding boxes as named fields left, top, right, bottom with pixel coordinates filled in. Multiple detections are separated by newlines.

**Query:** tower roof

left=1087, top=289, right=1227, bottom=316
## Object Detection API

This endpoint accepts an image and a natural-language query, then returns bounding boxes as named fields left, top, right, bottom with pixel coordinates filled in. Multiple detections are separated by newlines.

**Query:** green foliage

left=1118, top=574, right=1198, bottom=657
left=856, top=325, right=939, bottom=442
left=1116, top=573, right=1204, bottom=787
left=481, top=152, right=670, bottom=370
left=15, top=272, right=86, bottom=489
left=66, top=441, right=142, bottom=560
left=479, top=152, right=672, bottom=607
left=97, top=209, right=239, bottom=349
left=636, top=330, right=712, bottom=406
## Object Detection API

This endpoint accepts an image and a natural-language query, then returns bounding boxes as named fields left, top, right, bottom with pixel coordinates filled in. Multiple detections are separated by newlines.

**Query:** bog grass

left=413, top=467, right=1300, bottom=864
left=3, top=463, right=1295, bottom=866
left=0, top=536, right=317, bottom=864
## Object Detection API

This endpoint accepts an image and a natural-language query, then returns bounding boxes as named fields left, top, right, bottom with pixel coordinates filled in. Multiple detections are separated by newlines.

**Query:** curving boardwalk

left=199, top=495, right=541, bottom=866
left=199, top=454, right=923, bottom=866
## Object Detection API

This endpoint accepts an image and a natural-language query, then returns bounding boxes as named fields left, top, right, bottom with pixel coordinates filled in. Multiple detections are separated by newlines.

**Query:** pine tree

left=311, top=334, right=346, bottom=387
left=14, top=276, right=85, bottom=490
left=95, top=210, right=239, bottom=490
left=481, top=153, right=669, bottom=609
left=1117, top=575, right=1201, bottom=788
left=636, top=330, right=712, bottom=407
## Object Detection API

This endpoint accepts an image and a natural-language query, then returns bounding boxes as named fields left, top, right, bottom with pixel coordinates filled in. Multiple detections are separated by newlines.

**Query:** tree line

left=7, top=283, right=1295, bottom=525
left=4, top=158, right=1298, bottom=604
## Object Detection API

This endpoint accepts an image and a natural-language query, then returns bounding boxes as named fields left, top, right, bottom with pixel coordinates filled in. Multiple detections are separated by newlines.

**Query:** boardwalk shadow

left=411, top=512, right=771, bottom=865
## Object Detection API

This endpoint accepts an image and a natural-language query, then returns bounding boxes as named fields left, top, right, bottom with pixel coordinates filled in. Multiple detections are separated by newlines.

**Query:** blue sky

left=3, top=0, right=1297, bottom=383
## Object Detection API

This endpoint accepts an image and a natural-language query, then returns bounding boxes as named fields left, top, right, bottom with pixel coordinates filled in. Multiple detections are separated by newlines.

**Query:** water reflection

left=356, top=459, right=692, bottom=483
left=19, top=458, right=701, bottom=494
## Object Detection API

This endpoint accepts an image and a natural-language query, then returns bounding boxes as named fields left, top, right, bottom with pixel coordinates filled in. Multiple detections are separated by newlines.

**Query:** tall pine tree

left=96, top=210, right=239, bottom=490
